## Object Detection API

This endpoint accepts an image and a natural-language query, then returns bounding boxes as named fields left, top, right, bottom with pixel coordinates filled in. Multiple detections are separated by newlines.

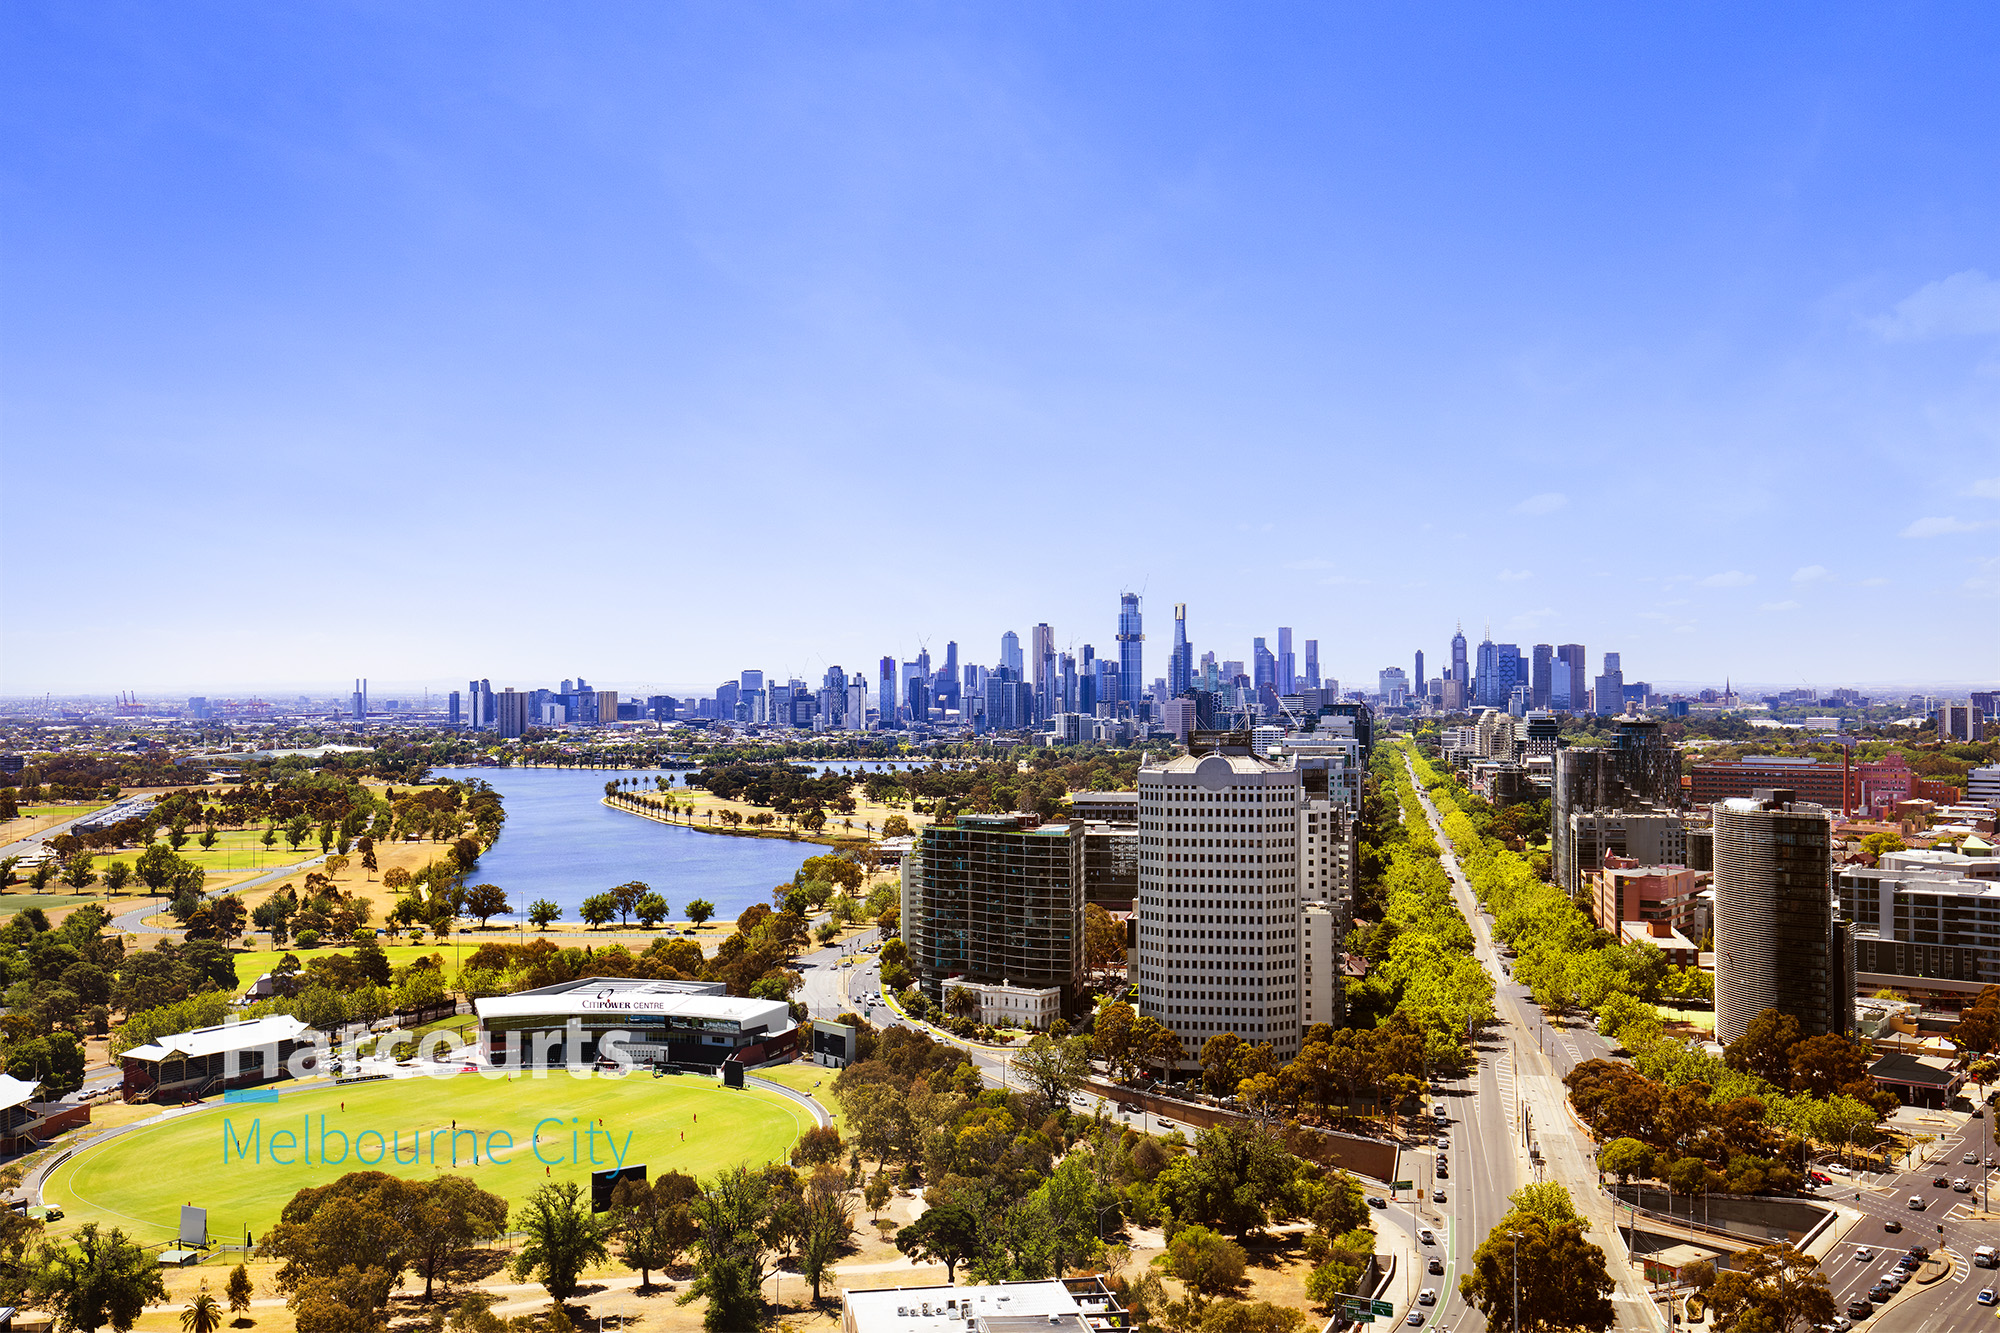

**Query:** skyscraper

left=1118, top=594, right=1144, bottom=707
left=1449, top=625, right=1469, bottom=709
left=1594, top=651, right=1625, bottom=717
left=1277, top=628, right=1295, bottom=695
left=1304, top=640, right=1320, bottom=689
left=1000, top=631, right=1023, bottom=677
left=1714, top=791, right=1847, bottom=1044
left=351, top=678, right=367, bottom=721
left=1473, top=634, right=1499, bottom=706
left=1253, top=638, right=1275, bottom=691
left=879, top=657, right=898, bottom=725
left=1556, top=644, right=1587, bottom=711
left=1531, top=645, right=1553, bottom=710
left=447, top=690, right=461, bottom=728
left=1413, top=650, right=1424, bottom=698
left=1032, top=624, right=1055, bottom=721
left=1168, top=603, right=1193, bottom=699
left=941, top=641, right=960, bottom=708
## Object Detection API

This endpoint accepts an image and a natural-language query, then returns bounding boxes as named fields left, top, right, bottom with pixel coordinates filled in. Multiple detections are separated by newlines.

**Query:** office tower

left=469, top=679, right=495, bottom=729
left=1451, top=625, right=1469, bottom=689
left=1131, top=741, right=1305, bottom=1068
left=1059, top=653, right=1078, bottom=716
left=906, top=674, right=931, bottom=725
left=1169, top=604, right=1193, bottom=699
left=1304, top=640, right=1320, bottom=690
left=1473, top=633, right=1498, bottom=706
left=1096, top=662, right=1122, bottom=717
left=1552, top=719, right=1684, bottom=894
left=963, top=664, right=985, bottom=708
left=941, top=642, right=960, bottom=708
left=447, top=691, right=461, bottom=727
left=648, top=695, right=677, bottom=722
left=1594, top=651, right=1625, bottom=717
left=1714, top=791, right=1847, bottom=1044
left=1031, top=624, right=1055, bottom=720
left=1531, top=645, right=1553, bottom=709
left=496, top=688, right=531, bottom=739
left=561, top=679, right=573, bottom=695
left=740, top=670, right=764, bottom=695
left=904, top=815, right=1084, bottom=1004
left=847, top=680, right=868, bottom=730
left=1278, top=628, right=1295, bottom=695
left=1078, top=660, right=1097, bottom=716
left=596, top=690, right=619, bottom=725
left=1253, top=638, right=1276, bottom=691
left=1497, top=645, right=1523, bottom=708
left=879, top=657, right=898, bottom=725
left=1118, top=594, right=1144, bottom=706
left=1378, top=668, right=1408, bottom=706
left=1413, top=651, right=1424, bottom=700
left=1001, top=631, right=1023, bottom=677
left=1940, top=705, right=1987, bottom=743
left=713, top=680, right=740, bottom=721
left=351, top=678, right=367, bottom=721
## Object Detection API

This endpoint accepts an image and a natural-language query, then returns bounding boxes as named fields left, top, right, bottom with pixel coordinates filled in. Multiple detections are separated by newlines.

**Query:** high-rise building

left=740, top=670, right=764, bottom=695
left=1531, top=645, right=1553, bottom=710
left=1450, top=625, right=1469, bottom=691
left=1473, top=634, right=1498, bottom=706
left=1413, top=651, right=1424, bottom=701
left=941, top=642, right=960, bottom=709
left=1278, top=628, right=1295, bottom=696
left=1556, top=645, right=1586, bottom=711
left=1118, top=594, right=1144, bottom=707
left=596, top=691, right=619, bottom=727
left=1132, top=742, right=1304, bottom=1068
left=1594, top=652, right=1625, bottom=717
left=1304, top=640, right=1320, bottom=690
left=904, top=815, right=1084, bottom=1005
left=1553, top=718, right=1684, bottom=895
left=847, top=680, right=868, bottom=730
left=1168, top=604, right=1194, bottom=699
left=1001, top=631, right=1023, bottom=677
left=496, top=687, right=531, bottom=739
left=447, top=691, right=461, bottom=728
left=351, top=678, right=368, bottom=721
left=1714, top=791, right=1848, bottom=1045
left=1940, top=705, right=1987, bottom=743
left=1252, top=638, right=1276, bottom=692
left=879, top=657, right=898, bottom=725
left=1032, top=624, right=1055, bottom=720
left=1378, top=667, right=1408, bottom=705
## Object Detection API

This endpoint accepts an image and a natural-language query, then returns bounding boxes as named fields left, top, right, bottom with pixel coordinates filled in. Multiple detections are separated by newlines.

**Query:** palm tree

left=182, top=1288, right=223, bottom=1333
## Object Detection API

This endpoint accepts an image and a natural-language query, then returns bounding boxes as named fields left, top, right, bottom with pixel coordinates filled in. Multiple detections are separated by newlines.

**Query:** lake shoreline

left=599, top=795, right=869, bottom=850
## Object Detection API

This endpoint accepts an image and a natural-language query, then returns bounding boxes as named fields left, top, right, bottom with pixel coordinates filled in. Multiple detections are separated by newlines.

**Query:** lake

left=434, top=766, right=827, bottom=925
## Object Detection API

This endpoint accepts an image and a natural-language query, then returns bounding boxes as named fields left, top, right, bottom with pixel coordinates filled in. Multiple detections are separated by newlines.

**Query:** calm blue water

left=436, top=767, right=821, bottom=925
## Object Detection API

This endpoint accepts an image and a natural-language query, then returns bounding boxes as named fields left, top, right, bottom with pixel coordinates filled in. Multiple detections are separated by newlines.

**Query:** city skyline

left=3, top=6, right=1998, bottom=693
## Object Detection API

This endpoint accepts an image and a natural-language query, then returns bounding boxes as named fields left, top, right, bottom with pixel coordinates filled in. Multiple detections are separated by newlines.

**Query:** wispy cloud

left=1496, top=568, right=1532, bottom=582
left=1901, top=515, right=1993, bottom=538
left=1700, top=570, right=1756, bottom=587
left=1791, top=565, right=1830, bottom=584
left=1865, top=269, right=2000, bottom=341
left=1758, top=600, right=1801, bottom=612
left=1511, top=492, right=1568, bottom=516
left=1971, top=477, right=2000, bottom=500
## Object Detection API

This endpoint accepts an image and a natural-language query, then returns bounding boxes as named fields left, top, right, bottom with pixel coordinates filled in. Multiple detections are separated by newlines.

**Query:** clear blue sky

left=4, top=4, right=1996, bottom=696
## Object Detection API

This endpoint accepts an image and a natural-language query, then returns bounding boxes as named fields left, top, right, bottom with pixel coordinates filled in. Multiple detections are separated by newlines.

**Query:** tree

left=225, top=1264, right=252, bottom=1315
left=527, top=900, right=561, bottom=929
left=634, top=893, right=670, bottom=929
left=1084, top=904, right=1126, bottom=977
left=685, top=899, right=715, bottom=926
left=181, top=1286, right=224, bottom=1333
left=30, top=1223, right=168, bottom=1333
left=462, top=884, right=510, bottom=929
left=881, top=815, right=913, bottom=839
left=1787, top=1033, right=1871, bottom=1100
left=101, top=862, right=131, bottom=895
left=894, top=1201, right=981, bottom=1283
left=1012, top=1034, right=1093, bottom=1111
left=511, top=1181, right=607, bottom=1303
left=580, top=894, right=615, bottom=929
left=1094, top=1001, right=1137, bottom=1078
left=798, top=1165, right=854, bottom=1302
left=682, top=1167, right=784, bottom=1332
left=264, top=1173, right=411, bottom=1314
left=407, top=1176, right=508, bottom=1302
left=1155, top=1225, right=1246, bottom=1302
left=1457, top=1208, right=1614, bottom=1333
left=611, top=882, right=648, bottom=926
left=609, top=1173, right=697, bottom=1291
left=1153, top=1124, right=1303, bottom=1237
left=1597, top=1138, right=1655, bottom=1188
left=1724, top=1008, right=1802, bottom=1085
left=61, top=851, right=97, bottom=891
left=1705, top=1243, right=1835, bottom=1333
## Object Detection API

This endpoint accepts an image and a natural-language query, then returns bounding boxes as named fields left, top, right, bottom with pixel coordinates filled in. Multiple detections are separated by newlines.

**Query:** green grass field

left=0, top=893, right=100, bottom=918
left=45, top=1072, right=808, bottom=1244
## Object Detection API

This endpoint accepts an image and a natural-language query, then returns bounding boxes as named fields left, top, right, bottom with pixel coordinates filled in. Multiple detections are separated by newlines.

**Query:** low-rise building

left=1619, top=919, right=1699, bottom=967
left=1593, top=857, right=1708, bottom=940
left=120, top=1014, right=315, bottom=1101
left=841, top=1277, right=1127, bottom=1333
left=1560, top=807, right=1688, bottom=897
left=954, top=981, right=1063, bottom=1031
left=474, top=977, right=797, bottom=1069
left=1069, top=791, right=1139, bottom=823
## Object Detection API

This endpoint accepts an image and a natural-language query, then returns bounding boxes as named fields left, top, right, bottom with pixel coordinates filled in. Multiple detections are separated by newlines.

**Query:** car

left=1826, top=1315, right=1852, bottom=1330
left=1965, top=1151, right=1981, bottom=1164
left=1436, top=1165, right=1449, bottom=1180
left=1811, top=1170, right=1833, bottom=1185
left=1418, top=1289, right=1436, bottom=1306
left=1845, top=1299, right=1874, bottom=1320
left=1883, top=1219, right=1902, bottom=1232
left=1367, top=1196, right=1388, bottom=1209
left=1829, top=1163, right=1853, bottom=1175
left=1868, top=1287, right=1891, bottom=1304
left=1980, top=1289, right=1998, bottom=1306
left=1405, top=1314, right=1424, bottom=1327
left=1957, top=1178, right=1974, bottom=1192
left=1854, top=1247, right=1875, bottom=1261
left=1908, top=1246, right=1931, bottom=1260
left=1432, top=1189, right=1448, bottom=1203
left=1933, top=1176, right=1951, bottom=1188
left=1419, top=1229, right=1435, bottom=1244
left=1909, top=1196, right=1927, bottom=1210
left=1437, top=1136, right=1451, bottom=1150
left=1428, top=1258, right=1445, bottom=1275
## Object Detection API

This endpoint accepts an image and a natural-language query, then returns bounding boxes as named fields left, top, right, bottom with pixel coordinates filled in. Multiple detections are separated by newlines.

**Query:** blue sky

left=3, top=4, right=1996, bottom=697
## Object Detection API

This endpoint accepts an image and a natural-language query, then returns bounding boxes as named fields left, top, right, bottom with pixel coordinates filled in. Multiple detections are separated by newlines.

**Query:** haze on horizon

left=2, top=5, right=1996, bottom=696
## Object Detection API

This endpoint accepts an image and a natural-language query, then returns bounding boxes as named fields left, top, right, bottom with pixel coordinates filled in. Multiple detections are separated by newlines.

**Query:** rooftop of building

left=842, top=1279, right=1123, bottom=1333
left=123, top=1014, right=312, bottom=1063
left=1140, top=751, right=1290, bottom=777
left=473, top=977, right=792, bottom=1030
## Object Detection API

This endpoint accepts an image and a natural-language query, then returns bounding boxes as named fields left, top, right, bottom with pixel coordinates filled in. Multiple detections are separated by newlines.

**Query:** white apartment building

left=1132, top=747, right=1304, bottom=1068
left=1301, top=903, right=1340, bottom=1028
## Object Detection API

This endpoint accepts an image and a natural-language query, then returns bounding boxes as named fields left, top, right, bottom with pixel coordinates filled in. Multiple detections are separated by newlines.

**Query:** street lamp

left=1511, top=1231, right=1522, bottom=1333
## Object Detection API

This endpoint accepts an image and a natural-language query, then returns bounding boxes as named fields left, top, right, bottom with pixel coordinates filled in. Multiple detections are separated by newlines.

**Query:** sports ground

left=44, top=1071, right=809, bottom=1244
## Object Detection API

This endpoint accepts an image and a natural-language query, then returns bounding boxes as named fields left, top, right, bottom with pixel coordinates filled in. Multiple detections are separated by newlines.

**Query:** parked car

left=1419, top=1229, right=1435, bottom=1244
left=1845, top=1298, right=1874, bottom=1320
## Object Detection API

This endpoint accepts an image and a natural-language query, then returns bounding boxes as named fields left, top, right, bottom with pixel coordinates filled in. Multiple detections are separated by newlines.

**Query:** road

left=1401, top=748, right=1661, bottom=1332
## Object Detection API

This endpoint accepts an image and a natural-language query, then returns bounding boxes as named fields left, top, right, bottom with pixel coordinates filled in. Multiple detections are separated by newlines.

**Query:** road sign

left=1372, top=1301, right=1393, bottom=1316
left=1390, top=1180, right=1414, bottom=1190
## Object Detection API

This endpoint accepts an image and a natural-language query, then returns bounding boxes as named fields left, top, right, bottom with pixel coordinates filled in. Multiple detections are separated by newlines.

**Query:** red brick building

left=1690, top=757, right=1857, bottom=810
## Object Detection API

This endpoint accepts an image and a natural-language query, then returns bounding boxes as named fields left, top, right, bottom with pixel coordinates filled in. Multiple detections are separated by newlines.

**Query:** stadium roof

left=123, top=1014, right=312, bottom=1063
left=474, top=977, right=793, bottom=1031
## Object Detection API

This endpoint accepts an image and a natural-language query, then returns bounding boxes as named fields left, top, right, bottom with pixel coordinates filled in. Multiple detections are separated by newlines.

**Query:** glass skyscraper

left=1117, top=594, right=1144, bottom=706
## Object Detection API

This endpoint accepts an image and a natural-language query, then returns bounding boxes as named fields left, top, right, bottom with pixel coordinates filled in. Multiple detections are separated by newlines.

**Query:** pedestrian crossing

left=1494, top=1043, right=1518, bottom=1139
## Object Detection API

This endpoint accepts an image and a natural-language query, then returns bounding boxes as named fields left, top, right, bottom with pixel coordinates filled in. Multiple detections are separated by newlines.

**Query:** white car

left=1980, top=1289, right=1998, bottom=1306
left=1418, top=1288, right=1437, bottom=1306
left=1854, top=1247, right=1875, bottom=1261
